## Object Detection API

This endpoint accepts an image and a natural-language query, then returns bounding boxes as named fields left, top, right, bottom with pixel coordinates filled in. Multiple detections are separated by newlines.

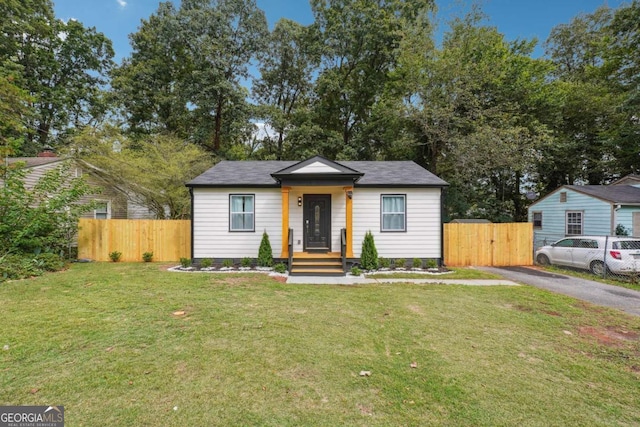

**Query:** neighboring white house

left=528, top=174, right=640, bottom=249
left=186, top=156, right=448, bottom=275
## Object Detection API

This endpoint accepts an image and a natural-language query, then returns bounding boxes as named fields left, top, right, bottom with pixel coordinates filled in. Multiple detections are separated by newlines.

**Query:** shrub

left=34, top=252, right=65, bottom=272
left=142, top=252, right=154, bottom=262
left=615, top=223, right=630, bottom=236
left=200, top=258, right=213, bottom=269
left=258, top=232, right=273, bottom=267
left=378, top=257, right=391, bottom=268
left=179, top=257, right=191, bottom=268
left=394, top=258, right=406, bottom=269
left=222, top=259, right=234, bottom=268
left=426, top=258, right=438, bottom=269
left=350, top=266, right=362, bottom=276
left=360, top=231, right=378, bottom=270
left=0, top=255, right=42, bottom=281
left=412, top=257, right=423, bottom=269
left=109, top=251, right=122, bottom=262
left=274, top=263, right=287, bottom=274
left=241, top=257, right=252, bottom=268
left=0, top=162, right=95, bottom=259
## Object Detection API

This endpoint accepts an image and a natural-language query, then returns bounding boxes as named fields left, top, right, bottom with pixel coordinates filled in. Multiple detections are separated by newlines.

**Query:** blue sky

left=53, top=0, right=626, bottom=63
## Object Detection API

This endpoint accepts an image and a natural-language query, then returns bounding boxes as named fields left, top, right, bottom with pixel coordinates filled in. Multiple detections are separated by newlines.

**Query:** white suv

left=535, top=236, right=640, bottom=275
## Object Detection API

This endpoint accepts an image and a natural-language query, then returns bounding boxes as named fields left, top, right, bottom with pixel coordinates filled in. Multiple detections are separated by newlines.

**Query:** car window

left=577, top=239, right=598, bottom=248
left=613, top=240, right=640, bottom=250
left=554, top=239, right=575, bottom=247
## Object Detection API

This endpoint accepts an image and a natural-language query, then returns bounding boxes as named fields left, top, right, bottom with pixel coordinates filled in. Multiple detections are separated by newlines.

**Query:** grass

left=366, top=267, right=503, bottom=280
left=1, top=263, right=640, bottom=426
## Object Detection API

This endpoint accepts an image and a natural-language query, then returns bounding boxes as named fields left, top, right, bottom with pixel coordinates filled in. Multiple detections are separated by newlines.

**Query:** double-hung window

left=94, top=202, right=110, bottom=219
left=532, top=212, right=542, bottom=228
left=566, top=211, right=583, bottom=235
left=381, top=195, right=406, bottom=232
left=230, top=194, right=254, bottom=232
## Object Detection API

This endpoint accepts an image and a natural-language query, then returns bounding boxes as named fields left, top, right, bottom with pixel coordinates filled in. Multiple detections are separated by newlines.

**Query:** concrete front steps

left=289, top=252, right=345, bottom=276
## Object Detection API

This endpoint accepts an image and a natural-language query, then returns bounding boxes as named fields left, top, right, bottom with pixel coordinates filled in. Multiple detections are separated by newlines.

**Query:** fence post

left=603, top=235, right=609, bottom=279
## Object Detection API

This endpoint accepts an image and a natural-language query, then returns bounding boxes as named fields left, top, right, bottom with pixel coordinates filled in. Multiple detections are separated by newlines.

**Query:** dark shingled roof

left=187, top=159, right=448, bottom=187
left=567, top=185, right=640, bottom=204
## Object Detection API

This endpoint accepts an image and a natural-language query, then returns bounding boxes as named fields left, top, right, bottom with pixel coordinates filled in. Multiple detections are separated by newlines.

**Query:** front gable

left=271, top=156, right=364, bottom=187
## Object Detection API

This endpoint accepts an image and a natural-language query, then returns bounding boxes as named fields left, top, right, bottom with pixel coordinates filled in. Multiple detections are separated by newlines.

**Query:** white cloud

left=116, top=0, right=127, bottom=9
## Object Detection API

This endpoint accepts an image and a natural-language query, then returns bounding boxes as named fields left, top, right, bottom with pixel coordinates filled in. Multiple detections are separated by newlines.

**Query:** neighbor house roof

left=186, top=157, right=448, bottom=188
left=566, top=185, right=640, bottom=204
left=6, top=157, right=64, bottom=167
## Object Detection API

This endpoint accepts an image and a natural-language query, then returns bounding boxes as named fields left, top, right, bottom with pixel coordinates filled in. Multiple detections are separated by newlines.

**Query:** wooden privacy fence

left=78, top=220, right=532, bottom=266
left=444, top=223, right=533, bottom=267
left=78, top=219, right=191, bottom=262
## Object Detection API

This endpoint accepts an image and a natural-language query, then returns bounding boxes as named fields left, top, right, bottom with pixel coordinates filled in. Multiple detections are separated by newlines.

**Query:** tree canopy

left=3, top=0, right=639, bottom=222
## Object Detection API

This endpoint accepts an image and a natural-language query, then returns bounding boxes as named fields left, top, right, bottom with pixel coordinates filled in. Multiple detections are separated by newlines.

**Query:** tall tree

left=111, top=2, right=191, bottom=139
left=543, top=6, right=625, bottom=187
left=113, top=0, right=268, bottom=154
left=308, top=0, right=434, bottom=159
left=1, top=0, right=114, bottom=153
left=252, top=19, right=318, bottom=159
left=604, top=0, right=640, bottom=176
left=401, top=11, right=554, bottom=221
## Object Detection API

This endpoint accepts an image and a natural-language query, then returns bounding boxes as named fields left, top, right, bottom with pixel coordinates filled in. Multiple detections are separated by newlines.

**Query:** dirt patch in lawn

left=578, top=326, right=639, bottom=347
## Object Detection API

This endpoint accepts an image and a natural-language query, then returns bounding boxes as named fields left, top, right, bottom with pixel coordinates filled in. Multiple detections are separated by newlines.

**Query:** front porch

left=279, top=186, right=353, bottom=276
left=271, top=158, right=363, bottom=276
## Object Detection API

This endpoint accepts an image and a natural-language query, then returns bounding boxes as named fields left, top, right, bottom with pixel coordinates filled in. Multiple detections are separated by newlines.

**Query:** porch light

left=298, top=196, right=302, bottom=207
left=346, top=190, right=353, bottom=199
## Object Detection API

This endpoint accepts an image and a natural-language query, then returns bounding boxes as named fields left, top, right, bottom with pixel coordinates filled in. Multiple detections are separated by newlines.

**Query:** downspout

left=613, top=204, right=621, bottom=235
left=440, top=186, right=446, bottom=267
left=189, top=187, right=195, bottom=261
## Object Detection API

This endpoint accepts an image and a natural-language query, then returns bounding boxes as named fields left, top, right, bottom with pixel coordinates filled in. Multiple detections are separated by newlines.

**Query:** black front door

left=304, top=194, right=331, bottom=251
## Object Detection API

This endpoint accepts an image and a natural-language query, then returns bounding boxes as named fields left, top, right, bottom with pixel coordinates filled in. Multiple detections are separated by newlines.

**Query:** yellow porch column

left=281, top=187, right=291, bottom=258
left=344, top=186, right=354, bottom=258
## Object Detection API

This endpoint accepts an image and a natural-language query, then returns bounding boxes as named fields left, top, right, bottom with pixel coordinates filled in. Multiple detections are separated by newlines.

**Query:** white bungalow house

left=186, top=156, right=448, bottom=275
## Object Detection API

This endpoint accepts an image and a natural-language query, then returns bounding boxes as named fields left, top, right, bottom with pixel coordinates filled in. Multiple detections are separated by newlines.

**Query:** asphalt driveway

left=482, top=266, right=640, bottom=317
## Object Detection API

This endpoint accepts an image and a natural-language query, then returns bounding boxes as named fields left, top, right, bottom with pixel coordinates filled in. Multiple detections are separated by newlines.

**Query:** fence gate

left=444, top=223, right=533, bottom=267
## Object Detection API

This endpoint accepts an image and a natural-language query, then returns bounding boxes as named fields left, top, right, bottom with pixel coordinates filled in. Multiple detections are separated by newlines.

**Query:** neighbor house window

left=381, top=195, right=406, bottom=232
left=94, top=201, right=110, bottom=220
left=566, top=211, right=583, bottom=235
left=532, top=212, right=542, bottom=228
left=230, top=194, right=254, bottom=231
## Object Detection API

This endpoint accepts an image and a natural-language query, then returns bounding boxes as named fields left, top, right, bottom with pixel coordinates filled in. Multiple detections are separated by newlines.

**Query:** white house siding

left=528, top=188, right=613, bottom=246
left=289, top=186, right=346, bottom=253
left=193, top=188, right=282, bottom=259
left=352, top=188, right=442, bottom=259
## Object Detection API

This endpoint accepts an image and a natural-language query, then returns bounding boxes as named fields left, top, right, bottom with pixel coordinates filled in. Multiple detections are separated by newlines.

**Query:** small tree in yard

left=0, top=162, right=95, bottom=259
left=360, top=231, right=378, bottom=271
left=258, top=231, right=273, bottom=267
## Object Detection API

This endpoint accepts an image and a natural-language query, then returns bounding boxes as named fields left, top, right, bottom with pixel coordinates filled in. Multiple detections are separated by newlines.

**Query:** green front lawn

left=2, top=263, right=640, bottom=426
left=366, top=267, right=503, bottom=280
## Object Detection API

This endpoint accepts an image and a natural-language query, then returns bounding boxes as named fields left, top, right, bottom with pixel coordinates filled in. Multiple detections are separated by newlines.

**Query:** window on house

left=532, top=212, right=542, bottom=228
left=566, top=211, right=583, bottom=235
left=381, top=195, right=406, bottom=232
left=230, top=194, right=254, bottom=232
left=94, top=202, right=109, bottom=220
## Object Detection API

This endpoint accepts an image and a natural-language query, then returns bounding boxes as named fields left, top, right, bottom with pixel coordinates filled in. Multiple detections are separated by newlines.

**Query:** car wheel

left=590, top=260, right=606, bottom=276
left=536, top=254, right=550, bottom=266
